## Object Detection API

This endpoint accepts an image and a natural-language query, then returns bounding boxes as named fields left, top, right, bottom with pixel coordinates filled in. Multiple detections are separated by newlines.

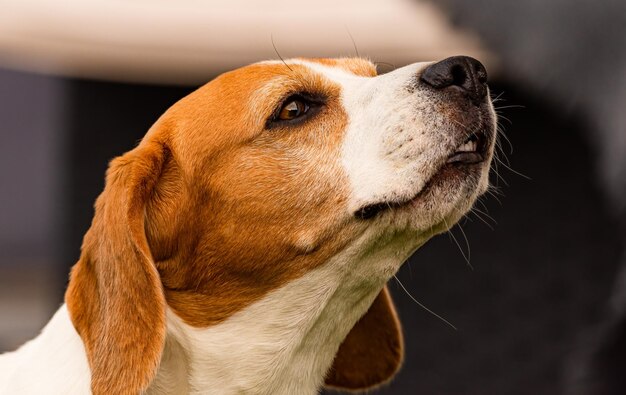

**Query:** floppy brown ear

left=325, top=285, right=404, bottom=391
left=65, top=140, right=168, bottom=395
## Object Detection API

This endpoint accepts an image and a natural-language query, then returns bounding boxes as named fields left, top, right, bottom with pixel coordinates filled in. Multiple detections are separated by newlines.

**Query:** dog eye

left=266, top=93, right=324, bottom=129
left=277, top=98, right=309, bottom=121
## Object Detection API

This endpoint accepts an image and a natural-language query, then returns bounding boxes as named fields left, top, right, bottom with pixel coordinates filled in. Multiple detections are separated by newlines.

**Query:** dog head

left=65, top=56, right=496, bottom=394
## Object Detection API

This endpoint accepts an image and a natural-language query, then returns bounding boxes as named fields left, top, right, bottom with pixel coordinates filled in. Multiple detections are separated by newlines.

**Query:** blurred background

left=0, top=0, right=624, bottom=393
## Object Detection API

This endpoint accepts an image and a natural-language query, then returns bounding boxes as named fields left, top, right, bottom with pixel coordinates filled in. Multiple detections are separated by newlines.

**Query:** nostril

left=450, top=64, right=468, bottom=87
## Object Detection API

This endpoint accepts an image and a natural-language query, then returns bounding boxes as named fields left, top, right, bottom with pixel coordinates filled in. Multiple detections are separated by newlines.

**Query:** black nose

left=420, top=56, right=488, bottom=102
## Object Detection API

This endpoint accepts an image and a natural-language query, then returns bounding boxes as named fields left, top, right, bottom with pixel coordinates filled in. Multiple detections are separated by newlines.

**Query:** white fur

left=0, top=305, right=91, bottom=394
left=146, top=227, right=428, bottom=395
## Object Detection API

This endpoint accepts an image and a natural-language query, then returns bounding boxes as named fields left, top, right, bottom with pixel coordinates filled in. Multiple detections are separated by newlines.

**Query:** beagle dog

left=0, top=56, right=496, bottom=395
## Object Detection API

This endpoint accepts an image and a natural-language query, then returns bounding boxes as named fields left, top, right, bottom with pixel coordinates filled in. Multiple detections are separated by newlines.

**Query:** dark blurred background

left=1, top=1, right=625, bottom=394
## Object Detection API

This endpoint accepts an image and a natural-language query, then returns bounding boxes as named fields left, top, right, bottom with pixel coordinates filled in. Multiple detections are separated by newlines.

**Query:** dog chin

left=386, top=165, right=488, bottom=234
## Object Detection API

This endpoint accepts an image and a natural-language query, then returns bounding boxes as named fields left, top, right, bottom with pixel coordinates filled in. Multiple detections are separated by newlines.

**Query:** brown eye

left=267, top=93, right=324, bottom=128
left=277, top=99, right=309, bottom=120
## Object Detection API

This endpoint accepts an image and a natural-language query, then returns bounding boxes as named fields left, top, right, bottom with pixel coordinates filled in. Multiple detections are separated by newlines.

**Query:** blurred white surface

left=0, top=0, right=493, bottom=84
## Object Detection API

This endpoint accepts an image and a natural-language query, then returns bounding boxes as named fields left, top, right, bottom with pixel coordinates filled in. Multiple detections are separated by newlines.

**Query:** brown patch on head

left=151, top=61, right=367, bottom=326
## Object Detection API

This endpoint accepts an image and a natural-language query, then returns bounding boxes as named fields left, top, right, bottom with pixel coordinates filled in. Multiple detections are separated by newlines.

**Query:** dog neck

left=148, top=231, right=422, bottom=395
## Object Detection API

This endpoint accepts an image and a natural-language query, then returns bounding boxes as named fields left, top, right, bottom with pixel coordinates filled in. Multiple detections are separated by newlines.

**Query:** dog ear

left=324, top=285, right=404, bottom=391
left=65, top=140, right=169, bottom=395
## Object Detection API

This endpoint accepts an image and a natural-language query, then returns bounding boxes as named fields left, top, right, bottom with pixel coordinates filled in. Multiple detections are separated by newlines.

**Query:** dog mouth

left=445, top=129, right=487, bottom=165
left=355, top=128, right=490, bottom=220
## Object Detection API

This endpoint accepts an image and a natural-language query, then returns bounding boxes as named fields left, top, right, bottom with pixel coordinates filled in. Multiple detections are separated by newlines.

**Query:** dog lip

left=446, top=128, right=488, bottom=164
left=446, top=152, right=484, bottom=164
left=355, top=158, right=479, bottom=220
left=355, top=202, right=395, bottom=220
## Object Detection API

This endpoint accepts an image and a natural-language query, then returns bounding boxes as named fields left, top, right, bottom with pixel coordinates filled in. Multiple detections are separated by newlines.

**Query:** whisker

left=271, top=34, right=293, bottom=72
left=497, top=126, right=514, bottom=156
left=487, top=184, right=505, bottom=196
left=471, top=206, right=498, bottom=226
left=491, top=91, right=505, bottom=103
left=494, top=147, right=512, bottom=170
left=468, top=209, right=495, bottom=230
left=344, top=25, right=360, bottom=58
left=476, top=196, right=490, bottom=211
left=455, top=223, right=473, bottom=270
left=494, top=155, right=532, bottom=180
left=495, top=112, right=514, bottom=124
left=490, top=153, right=509, bottom=187
left=443, top=218, right=473, bottom=270
left=393, top=275, right=457, bottom=330
left=485, top=188, right=503, bottom=205
left=494, top=104, right=526, bottom=110
left=490, top=187, right=505, bottom=197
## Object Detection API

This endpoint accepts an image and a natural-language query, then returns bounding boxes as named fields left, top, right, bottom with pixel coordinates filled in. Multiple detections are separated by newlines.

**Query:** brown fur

left=65, top=59, right=404, bottom=394
left=66, top=142, right=169, bottom=395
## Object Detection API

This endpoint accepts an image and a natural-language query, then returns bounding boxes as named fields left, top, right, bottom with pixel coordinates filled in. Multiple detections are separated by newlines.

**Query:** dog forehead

left=255, top=57, right=377, bottom=87
left=292, top=58, right=377, bottom=78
